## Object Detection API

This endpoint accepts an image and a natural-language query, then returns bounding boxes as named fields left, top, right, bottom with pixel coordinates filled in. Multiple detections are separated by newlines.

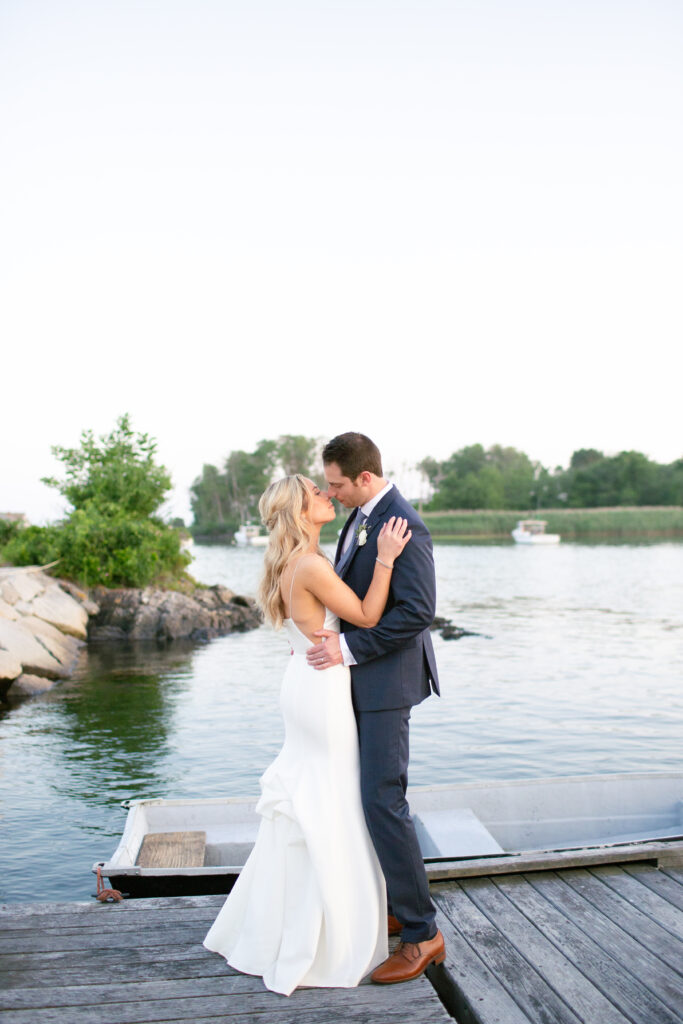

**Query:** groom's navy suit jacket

left=335, top=486, right=440, bottom=712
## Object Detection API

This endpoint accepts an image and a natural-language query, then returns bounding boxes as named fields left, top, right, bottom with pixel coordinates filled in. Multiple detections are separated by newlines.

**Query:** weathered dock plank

left=499, top=872, right=681, bottom=1022
left=0, top=896, right=451, bottom=1024
left=4, top=862, right=682, bottom=1024
left=0, top=923, right=211, bottom=954
left=663, top=866, right=683, bottom=886
left=0, top=978, right=444, bottom=1019
left=560, top=867, right=683, bottom=972
left=431, top=862, right=683, bottom=1024
left=435, top=880, right=582, bottom=1023
left=589, top=864, right=683, bottom=939
left=466, top=873, right=646, bottom=1024
left=622, top=863, right=683, bottom=912
left=522, top=870, right=683, bottom=1017
left=428, top=908, right=540, bottom=1024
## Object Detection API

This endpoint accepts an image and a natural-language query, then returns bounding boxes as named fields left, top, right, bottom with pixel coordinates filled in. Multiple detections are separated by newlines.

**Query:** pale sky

left=2, top=0, right=682, bottom=524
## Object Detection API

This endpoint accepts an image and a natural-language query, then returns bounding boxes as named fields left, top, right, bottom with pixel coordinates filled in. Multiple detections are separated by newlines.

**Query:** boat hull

left=512, top=529, right=560, bottom=544
left=95, top=772, right=683, bottom=897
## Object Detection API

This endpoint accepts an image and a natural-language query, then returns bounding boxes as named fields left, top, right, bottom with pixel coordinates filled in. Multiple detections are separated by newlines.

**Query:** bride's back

left=280, top=554, right=328, bottom=643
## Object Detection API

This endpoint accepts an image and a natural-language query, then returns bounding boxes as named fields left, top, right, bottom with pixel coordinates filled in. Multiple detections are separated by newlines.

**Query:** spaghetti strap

left=287, top=557, right=303, bottom=620
left=285, top=554, right=325, bottom=633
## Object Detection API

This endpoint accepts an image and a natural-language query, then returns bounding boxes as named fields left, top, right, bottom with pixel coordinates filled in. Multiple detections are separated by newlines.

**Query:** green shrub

left=3, top=415, right=193, bottom=587
left=3, top=505, right=191, bottom=588
left=0, top=519, right=23, bottom=547
left=2, top=524, right=61, bottom=566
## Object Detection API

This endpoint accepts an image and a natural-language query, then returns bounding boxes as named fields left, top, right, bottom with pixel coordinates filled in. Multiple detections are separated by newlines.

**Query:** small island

left=0, top=416, right=261, bottom=702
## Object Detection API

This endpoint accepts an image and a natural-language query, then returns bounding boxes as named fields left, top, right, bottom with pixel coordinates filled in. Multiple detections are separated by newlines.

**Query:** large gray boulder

left=0, top=579, right=21, bottom=605
left=10, top=673, right=56, bottom=696
left=23, top=587, right=89, bottom=640
left=0, top=565, right=261, bottom=703
left=0, top=618, right=70, bottom=678
left=0, top=649, right=23, bottom=700
left=0, top=597, right=19, bottom=621
left=88, top=584, right=261, bottom=642
left=4, top=572, right=45, bottom=603
left=21, top=615, right=84, bottom=673
left=0, top=649, right=22, bottom=679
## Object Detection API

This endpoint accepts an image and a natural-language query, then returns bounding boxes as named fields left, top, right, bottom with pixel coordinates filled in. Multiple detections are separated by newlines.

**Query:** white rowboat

left=94, top=772, right=683, bottom=897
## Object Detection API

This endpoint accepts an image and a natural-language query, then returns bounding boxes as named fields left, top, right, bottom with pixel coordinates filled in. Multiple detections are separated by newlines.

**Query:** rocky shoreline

left=0, top=566, right=261, bottom=702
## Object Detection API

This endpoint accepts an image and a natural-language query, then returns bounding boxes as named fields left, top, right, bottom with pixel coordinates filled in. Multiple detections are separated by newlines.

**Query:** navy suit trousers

left=355, top=706, right=436, bottom=943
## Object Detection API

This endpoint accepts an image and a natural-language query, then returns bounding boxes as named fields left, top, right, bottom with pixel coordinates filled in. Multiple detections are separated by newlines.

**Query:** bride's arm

left=299, top=517, right=411, bottom=628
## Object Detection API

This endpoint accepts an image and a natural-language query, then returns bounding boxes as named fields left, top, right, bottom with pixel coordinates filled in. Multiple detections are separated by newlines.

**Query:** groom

left=306, top=432, right=445, bottom=984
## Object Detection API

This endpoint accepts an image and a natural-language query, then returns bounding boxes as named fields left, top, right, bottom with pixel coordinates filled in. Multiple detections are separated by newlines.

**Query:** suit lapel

left=338, top=487, right=396, bottom=579
left=364, top=487, right=395, bottom=532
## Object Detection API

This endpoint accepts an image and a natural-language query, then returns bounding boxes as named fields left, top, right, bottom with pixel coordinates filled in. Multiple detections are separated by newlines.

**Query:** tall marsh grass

left=422, top=506, right=683, bottom=540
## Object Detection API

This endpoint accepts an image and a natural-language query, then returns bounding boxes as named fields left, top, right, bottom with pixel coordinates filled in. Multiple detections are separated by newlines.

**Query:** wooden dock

left=1, top=862, right=682, bottom=1023
left=429, top=862, right=683, bottom=1024
left=0, top=894, right=450, bottom=1023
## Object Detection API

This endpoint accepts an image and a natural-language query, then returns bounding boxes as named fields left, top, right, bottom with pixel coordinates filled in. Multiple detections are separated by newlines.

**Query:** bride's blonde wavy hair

left=257, top=474, right=325, bottom=628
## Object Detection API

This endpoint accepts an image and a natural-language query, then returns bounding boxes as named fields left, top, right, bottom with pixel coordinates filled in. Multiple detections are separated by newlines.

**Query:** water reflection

left=0, top=639, right=202, bottom=903
left=53, top=641, right=201, bottom=804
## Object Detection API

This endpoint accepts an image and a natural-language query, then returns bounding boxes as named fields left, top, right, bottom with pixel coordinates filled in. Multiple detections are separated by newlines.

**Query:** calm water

left=1, top=541, right=681, bottom=903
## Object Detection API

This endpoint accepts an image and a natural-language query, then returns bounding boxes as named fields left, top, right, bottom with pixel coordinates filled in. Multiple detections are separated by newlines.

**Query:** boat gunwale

left=96, top=771, right=683, bottom=883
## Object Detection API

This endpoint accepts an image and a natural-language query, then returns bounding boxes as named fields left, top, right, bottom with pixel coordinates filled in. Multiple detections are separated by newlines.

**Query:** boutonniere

left=355, top=520, right=368, bottom=546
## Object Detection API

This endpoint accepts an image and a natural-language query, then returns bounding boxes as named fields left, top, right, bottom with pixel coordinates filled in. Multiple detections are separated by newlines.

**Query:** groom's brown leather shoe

left=387, top=914, right=402, bottom=936
left=371, top=930, right=445, bottom=984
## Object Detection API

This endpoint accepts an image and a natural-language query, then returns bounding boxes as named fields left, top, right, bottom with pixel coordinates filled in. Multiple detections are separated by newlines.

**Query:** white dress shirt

left=339, top=482, right=394, bottom=666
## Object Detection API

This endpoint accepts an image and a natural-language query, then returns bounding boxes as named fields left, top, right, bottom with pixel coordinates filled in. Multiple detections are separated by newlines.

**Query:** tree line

left=3, top=418, right=681, bottom=588
left=419, top=445, right=683, bottom=511
left=191, top=438, right=683, bottom=537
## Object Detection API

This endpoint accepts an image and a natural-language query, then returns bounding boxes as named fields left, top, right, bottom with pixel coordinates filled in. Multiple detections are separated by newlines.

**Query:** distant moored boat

left=512, top=519, right=560, bottom=544
left=233, top=523, right=268, bottom=547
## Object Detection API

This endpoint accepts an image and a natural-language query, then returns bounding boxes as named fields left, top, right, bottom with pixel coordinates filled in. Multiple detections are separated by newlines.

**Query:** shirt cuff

left=339, top=634, right=357, bottom=666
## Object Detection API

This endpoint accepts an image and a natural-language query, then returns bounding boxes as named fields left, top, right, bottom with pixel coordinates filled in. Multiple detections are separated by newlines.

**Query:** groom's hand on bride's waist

left=306, top=630, right=343, bottom=671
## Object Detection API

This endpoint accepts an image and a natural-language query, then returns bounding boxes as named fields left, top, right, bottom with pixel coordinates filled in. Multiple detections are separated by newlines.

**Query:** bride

left=203, top=474, right=411, bottom=996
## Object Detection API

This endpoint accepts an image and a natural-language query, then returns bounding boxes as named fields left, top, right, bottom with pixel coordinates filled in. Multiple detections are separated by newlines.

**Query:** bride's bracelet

left=376, top=557, right=394, bottom=570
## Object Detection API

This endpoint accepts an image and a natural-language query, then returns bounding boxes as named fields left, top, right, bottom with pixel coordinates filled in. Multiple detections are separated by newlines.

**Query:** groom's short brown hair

left=322, top=433, right=383, bottom=480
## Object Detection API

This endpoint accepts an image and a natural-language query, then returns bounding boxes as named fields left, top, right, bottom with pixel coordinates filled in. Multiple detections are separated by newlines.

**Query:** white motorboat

left=94, top=772, right=683, bottom=897
left=233, top=523, right=268, bottom=547
left=512, top=519, right=561, bottom=544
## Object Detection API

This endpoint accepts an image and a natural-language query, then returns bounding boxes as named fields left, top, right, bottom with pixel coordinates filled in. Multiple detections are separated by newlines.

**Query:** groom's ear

left=356, top=471, right=373, bottom=486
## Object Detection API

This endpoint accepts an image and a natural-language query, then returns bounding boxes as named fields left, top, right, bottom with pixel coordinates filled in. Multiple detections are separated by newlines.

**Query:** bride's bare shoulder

left=291, top=553, right=333, bottom=580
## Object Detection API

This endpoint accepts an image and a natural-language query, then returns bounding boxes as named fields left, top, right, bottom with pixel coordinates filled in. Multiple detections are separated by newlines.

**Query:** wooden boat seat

left=136, top=830, right=207, bottom=868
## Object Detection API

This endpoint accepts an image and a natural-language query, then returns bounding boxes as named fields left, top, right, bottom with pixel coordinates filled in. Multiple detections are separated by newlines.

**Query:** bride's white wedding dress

left=203, top=609, right=388, bottom=996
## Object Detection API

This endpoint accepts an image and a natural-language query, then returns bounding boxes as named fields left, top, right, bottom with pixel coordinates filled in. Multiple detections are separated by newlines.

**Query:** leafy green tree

left=569, top=448, right=605, bottom=470
left=423, top=444, right=534, bottom=510
left=417, top=456, right=442, bottom=490
left=656, top=458, right=683, bottom=505
left=42, top=413, right=171, bottom=517
left=190, top=463, right=233, bottom=535
left=3, top=415, right=191, bottom=587
left=224, top=439, right=279, bottom=524
left=456, top=466, right=505, bottom=509
left=276, top=434, right=320, bottom=477
left=564, top=449, right=661, bottom=506
left=487, top=445, right=536, bottom=508
left=190, top=435, right=322, bottom=535
left=450, top=444, right=488, bottom=478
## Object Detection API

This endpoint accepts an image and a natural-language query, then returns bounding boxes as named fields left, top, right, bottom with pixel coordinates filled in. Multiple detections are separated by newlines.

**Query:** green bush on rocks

left=2, top=415, right=192, bottom=588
